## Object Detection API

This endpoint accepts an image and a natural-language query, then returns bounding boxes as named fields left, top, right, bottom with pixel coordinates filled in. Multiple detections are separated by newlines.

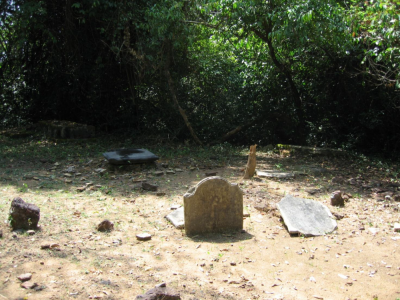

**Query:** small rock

left=21, top=281, right=38, bottom=289
left=394, top=223, right=400, bottom=233
left=166, top=170, right=176, bottom=175
left=142, top=182, right=158, bottom=192
left=97, top=220, right=114, bottom=232
left=0, top=230, right=3, bottom=238
left=135, top=282, right=180, bottom=300
left=254, top=203, right=274, bottom=213
left=27, top=230, right=35, bottom=235
left=18, top=273, right=32, bottom=282
left=230, top=262, right=236, bottom=266
left=332, top=212, right=344, bottom=220
left=393, top=194, right=400, bottom=202
left=331, top=177, right=345, bottom=184
left=330, top=191, right=344, bottom=207
left=153, top=171, right=164, bottom=176
left=175, top=169, right=183, bottom=172
left=136, top=233, right=152, bottom=241
left=95, top=168, right=107, bottom=174
left=64, top=173, right=73, bottom=178
left=9, top=197, right=40, bottom=230
left=156, top=192, right=166, bottom=196
left=205, top=172, right=217, bottom=177
left=65, top=180, right=72, bottom=184
left=170, top=205, right=181, bottom=210
left=161, top=163, right=169, bottom=168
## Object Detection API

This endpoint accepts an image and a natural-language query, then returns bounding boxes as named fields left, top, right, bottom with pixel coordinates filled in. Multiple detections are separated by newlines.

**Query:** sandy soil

left=0, top=147, right=399, bottom=300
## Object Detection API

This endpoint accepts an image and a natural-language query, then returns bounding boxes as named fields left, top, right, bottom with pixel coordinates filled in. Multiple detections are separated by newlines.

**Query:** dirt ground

left=0, top=135, right=399, bottom=300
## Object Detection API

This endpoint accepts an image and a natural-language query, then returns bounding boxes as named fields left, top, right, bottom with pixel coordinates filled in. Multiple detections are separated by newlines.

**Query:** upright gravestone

left=184, top=176, right=243, bottom=235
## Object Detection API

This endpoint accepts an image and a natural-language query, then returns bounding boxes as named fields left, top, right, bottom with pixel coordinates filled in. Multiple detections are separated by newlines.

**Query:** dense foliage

left=1, top=0, right=399, bottom=154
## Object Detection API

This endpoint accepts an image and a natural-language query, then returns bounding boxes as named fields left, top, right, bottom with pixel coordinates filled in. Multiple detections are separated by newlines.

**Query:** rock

left=161, top=163, right=169, bottom=168
left=0, top=230, right=2, bottom=238
left=277, top=195, right=337, bottom=236
left=136, top=233, right=152, bottom=241
left=175, top=169, right=183, bottom=172
left=97, top=220, right=114, bottom=232
left=95, top=168, right=107, bottom=174
left=135, top=283, right=181, bottom=300
left=184, top=176, right=243, bottom=235
left=142, top=182, right=158, bottom=192
left=393, top=194, right=400, bottom=202
left=330, top=191, right=344, bottom=207
left=21, top=281, right=38, bottom=289
left=156, top=192, right=166, bottom=196
left=18, top=273, right=32, bottom=282
left=9, top=197, right=40, bottom=230
left=170, top=205, right=181, bottom=210
left=332, top=212, right=344, bottom=220
left=103, top=148, right=159, bottom=165
left=394, top=223, right=400, bottom=233
left=166, top=170, right=176, bottom=175
left=331, top=177, right=345, bottom=184
left=165, top=207, right=184, bottom=229
left=254, top=203, right=275, bottom=213
left=153, top=171, right=164, bottom=176
left=205, top=172, right=217, bottom=177
left=27, top=230, right=35, bottom=235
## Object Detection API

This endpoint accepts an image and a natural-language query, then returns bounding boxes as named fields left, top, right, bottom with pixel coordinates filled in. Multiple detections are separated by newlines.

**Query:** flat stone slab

left=165, top=207, right=184, bottom=229
left=277, top=195, right=337, bottom=236
left=103, top=149, right=158, bottom=165
left=256, top=170, right=295, bottom=179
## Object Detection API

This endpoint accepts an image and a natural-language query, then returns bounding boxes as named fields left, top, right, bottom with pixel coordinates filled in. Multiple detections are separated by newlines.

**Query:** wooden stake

left=243, top=144, right=257, bottom=179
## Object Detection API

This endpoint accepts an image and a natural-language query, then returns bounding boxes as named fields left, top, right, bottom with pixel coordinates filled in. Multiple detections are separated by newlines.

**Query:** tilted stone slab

left=165, top=207, right=184, bottom=229
left=277, top=195, right=337, bottom=236
left=184, top=176, right=243, bottom=235
left=103, top=149, right=159, bottom=165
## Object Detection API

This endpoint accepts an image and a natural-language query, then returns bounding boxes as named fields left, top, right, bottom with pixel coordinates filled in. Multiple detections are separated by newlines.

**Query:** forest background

left=1, top=0, right=399, bottom=156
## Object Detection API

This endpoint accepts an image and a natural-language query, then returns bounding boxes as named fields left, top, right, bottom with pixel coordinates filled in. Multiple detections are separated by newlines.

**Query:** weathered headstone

left=103, top=149, right=159, bottom=165
left=165, top=207, right=184, bottom=229
left=9, top=197, right=40, bottom=230
left=184, top=176, right=243, bottom=235
left=277, top=195, right=337, bottom=236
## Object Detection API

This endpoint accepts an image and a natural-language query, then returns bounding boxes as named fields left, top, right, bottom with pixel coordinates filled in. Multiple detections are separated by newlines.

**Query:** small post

left=243, top=144, right=257, bottom=179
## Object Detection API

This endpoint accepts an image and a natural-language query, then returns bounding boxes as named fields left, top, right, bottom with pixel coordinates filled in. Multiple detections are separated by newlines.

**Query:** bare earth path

left=0, top=136, right=399, bottom=300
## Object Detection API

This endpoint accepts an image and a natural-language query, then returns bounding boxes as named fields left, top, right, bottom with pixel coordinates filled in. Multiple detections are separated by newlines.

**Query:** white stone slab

left=165, top=207, right=184, bottom=229
left=256, top=170, right=295, bottom=179
left=277, top=195, right=337, bottom=236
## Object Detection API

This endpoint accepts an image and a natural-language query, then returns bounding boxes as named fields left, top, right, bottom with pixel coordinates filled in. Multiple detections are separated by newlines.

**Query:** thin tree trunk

left=164, top=65, right=203, bottom=146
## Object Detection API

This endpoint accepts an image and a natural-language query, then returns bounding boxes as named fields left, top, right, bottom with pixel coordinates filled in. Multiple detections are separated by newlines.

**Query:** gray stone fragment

left=184, top=176, right=243, bottom=235
left=165, top=207, right=184, bottom=229
left=256, top=170, right=295, bottom=179
left=103, top=149, right=159, bottom=165
left=9, top=197, right=40, bottom=230
left=277, top=195, right=337, bottom=237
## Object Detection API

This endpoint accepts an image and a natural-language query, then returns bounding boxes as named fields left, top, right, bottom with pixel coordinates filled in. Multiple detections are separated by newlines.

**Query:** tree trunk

left=164, top=64, right=203, bottom=146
